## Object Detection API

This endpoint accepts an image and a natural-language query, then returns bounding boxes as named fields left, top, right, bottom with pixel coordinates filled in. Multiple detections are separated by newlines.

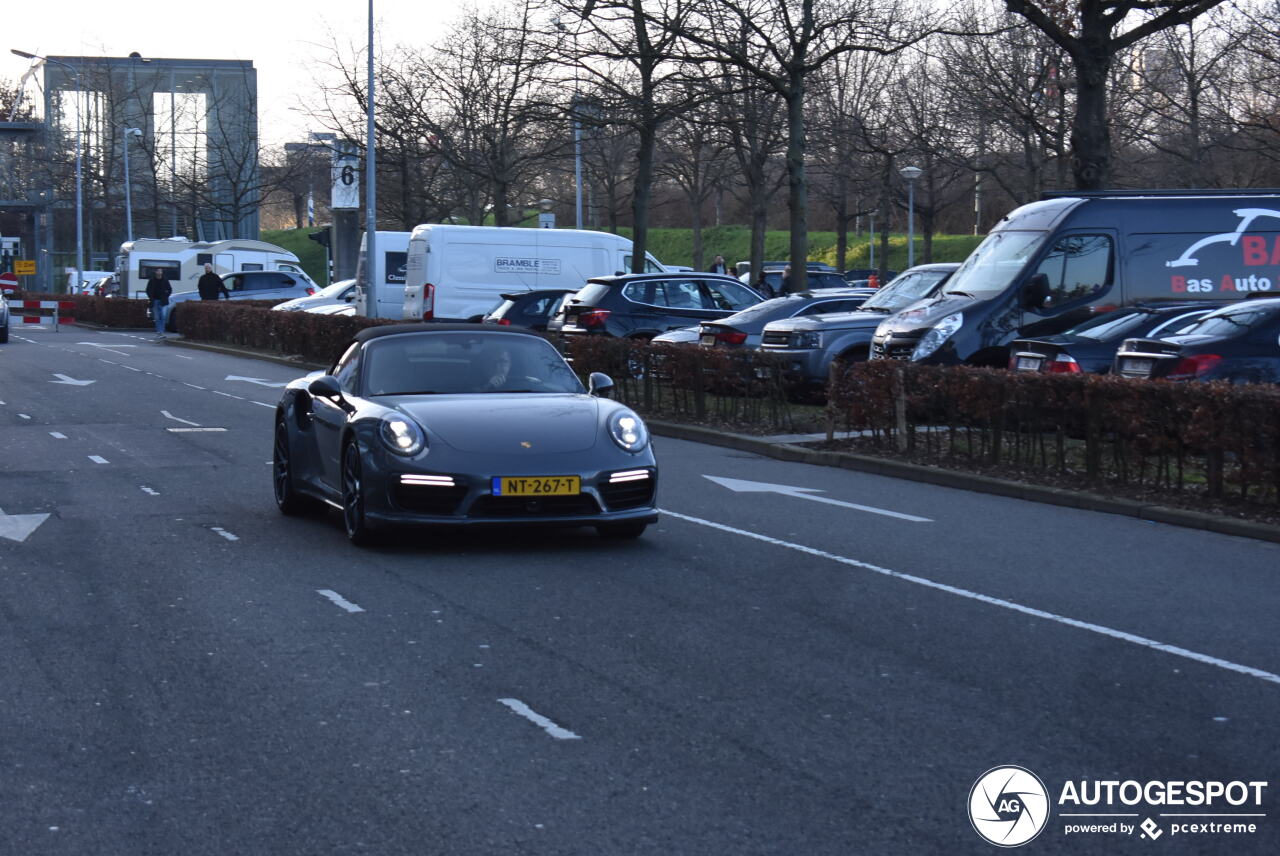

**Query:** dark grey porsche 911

left=272, top=324, right=658, bottom=545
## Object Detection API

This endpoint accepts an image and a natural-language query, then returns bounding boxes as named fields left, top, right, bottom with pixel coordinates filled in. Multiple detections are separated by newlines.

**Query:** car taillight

left=497, top=318, right=511, bottom=326
left=579, top=308, right=610, bottom=328
left=1048, top=354, right=1081, bottom=373
left=1167, top=353, right=1221, bottom=380
left=305, top=287, right=315, bottom=296
left=716, top=330, right=748, bottom=346
left=421, top=283, right=435, bottom=321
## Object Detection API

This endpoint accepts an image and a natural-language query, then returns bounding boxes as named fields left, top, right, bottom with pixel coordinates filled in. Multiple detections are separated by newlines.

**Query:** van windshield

left=943, top=230, right=1047, bottom=298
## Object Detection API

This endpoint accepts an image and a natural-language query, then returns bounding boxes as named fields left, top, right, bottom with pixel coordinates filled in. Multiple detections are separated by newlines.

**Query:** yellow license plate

left=492, top=476, right=581, bottom=496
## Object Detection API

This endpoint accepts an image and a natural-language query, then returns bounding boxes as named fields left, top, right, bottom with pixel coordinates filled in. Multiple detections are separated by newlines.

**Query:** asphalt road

left=1, top=325, right=1277, bottom=855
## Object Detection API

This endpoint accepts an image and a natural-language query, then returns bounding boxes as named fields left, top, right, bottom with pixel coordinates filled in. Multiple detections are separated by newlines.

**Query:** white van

left=115, top=237, right=316, bottom=298
left=401, top=225, right=667, bottom=322
left=353, top=230, right=411, bottom=319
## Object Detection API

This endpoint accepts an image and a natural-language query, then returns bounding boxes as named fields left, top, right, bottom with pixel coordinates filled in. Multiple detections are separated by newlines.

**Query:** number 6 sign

left=331, top=143, right=360, bottom=210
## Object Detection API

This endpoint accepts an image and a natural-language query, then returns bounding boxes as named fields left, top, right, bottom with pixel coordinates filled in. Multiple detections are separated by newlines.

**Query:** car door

left=1019, top=232, right=1117, bottom=339
left=311, top=344, right=362, bottom=491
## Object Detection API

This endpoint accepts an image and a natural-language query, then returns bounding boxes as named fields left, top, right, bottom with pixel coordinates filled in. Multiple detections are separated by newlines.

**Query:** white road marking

left=225, top=375, right=288, bottom=388
left=210, top=527, right=239, bottom=541
left=214, top=391, right=245, bottom=400
left=75, top=342, right=132, bottom=356
left=161, top=410, right=201, bottom=426
left=704, top=475, right=932, bottom=523
left=18, top=414, right=31, bottom=420
left=167, top=427, right=227, bottom=433
left=184, top=383, right=207, bottom=390
left=497, top=698, right=582, bottom=740
left=122, top=365, right=141, bottom=372
left=88, top=455, right=109, bottom=464
left=140, top=487, right=160, bottom=496
left=49, top=432, right=67, bottom=439
left=250, top=401, right=275, bottom=409
left=171, top=354, right=193, bottom=360
left=660, top=509, right=1280, bottom=688
left=0, top=506, right=50, bottom=543
left=316, top=589, right=365, bottom=613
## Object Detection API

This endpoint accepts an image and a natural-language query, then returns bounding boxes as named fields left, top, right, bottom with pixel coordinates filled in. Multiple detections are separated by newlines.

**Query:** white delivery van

left=353, top=230, right=411, bottom=319
left=401, top=225, right=668, bottom=322
left=115, top=237, right=317, bottom=298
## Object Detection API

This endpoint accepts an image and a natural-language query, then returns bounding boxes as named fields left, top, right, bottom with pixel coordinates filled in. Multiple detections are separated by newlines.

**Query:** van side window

left=1032, top=234, right=1112, bottom=310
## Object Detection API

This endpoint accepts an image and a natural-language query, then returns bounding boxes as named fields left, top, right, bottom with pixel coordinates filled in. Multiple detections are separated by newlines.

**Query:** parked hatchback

left=484, top=289, right=576, bottom=332
left=1113, top=297, right=1280, bottom=383
left=1009, top=302, right=1213, bottom=374
left=549, top=273, right=763, bottom=339
left=698, top=288, right=876, bottom=349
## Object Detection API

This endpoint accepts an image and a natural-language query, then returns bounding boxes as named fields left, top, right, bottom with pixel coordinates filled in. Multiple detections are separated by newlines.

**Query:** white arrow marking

left=498, top=698, right=582, bottom=740
left=0, top=506, right=51, bottom=543
left=161, top=410, right=201, bottom=426
left=225, top=375, right=288, bottom=388
left=317, top=589, right=365, bottom=613
left=703, top=475, right=932, bottom=522
left=50, top=374, right=95, bottom=386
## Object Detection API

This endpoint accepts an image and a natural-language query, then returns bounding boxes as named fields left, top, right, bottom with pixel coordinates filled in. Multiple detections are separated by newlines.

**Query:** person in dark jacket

left=145, top=268, right=173, bottom=337
left=778, top=265, right=793, bottom=296
left=197, top=263, right=230, bottom=300
left=708, top=255, right=728, bottom=275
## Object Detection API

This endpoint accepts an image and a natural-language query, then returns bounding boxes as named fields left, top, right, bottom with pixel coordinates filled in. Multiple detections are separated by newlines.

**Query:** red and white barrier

left=11, top=300, right=75, bottom=331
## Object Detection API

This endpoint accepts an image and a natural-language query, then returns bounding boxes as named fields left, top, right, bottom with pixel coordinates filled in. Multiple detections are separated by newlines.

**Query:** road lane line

left=184, top=383, right=207, bottom=390
left=214, top=391, right=245, bottom=400
left=49, top=432, right=66, bottom=439
left=88, top=455, right=109, bottom=464
left=141, top=487, right=159, bottom=496
left=497, top=698, right=582, bottom=740
left=167, top=427, right=228, bottom=433
left=210, top=527, right=239, bottom=541
left=161, top=410, right=201, bottom=426
left=660, top=509, right=1280, bottom=688
left=316, top=589, right=365, bottom=613
left=18, top=414, right=30, bottom=420
left=250, top=401, right=275, bottom=408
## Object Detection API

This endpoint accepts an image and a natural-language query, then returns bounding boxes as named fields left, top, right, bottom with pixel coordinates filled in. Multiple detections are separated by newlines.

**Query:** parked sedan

left=698, top=288, right=876, bottom=349
left=0, top=290, right=9, bottom=343
left=272, top=324, right=658, bottom=545
left=549, top=273, right=763, bottom=339
left=169, top=270, right=318, bottom=329
left=272, top=278, right=358, bottom=312
left=1009, top=302, right=1213, bottom=374
left=741, top=268, right=849, bottom=296
left=1113, top=297, right=1280, bottom=383
left=483, top=289, right=576, bottom=331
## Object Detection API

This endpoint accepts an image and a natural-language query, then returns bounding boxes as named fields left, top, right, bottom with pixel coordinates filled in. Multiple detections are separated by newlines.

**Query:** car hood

left=393, top=394, right=602, bottom=453
left=765, top=309, right=893, bottom=334
left=877, top=294, right=985, bottom=334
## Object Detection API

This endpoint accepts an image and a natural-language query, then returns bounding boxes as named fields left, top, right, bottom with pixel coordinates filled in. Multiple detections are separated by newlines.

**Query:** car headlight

left=608, top=409, right=649, bottom=453
left=911, top=312, right=963, bottom=361
left=793, top=331, right=822, bottom=349
left=379, top=414, right=427, bottom=456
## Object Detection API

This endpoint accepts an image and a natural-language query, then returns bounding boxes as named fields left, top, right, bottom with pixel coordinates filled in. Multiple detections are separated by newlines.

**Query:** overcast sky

left=7, top=0, right=470, bottom=145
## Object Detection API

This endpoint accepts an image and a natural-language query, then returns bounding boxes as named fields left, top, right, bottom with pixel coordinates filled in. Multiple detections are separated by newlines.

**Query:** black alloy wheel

left=274, top=418, right=320, bottom=515
left=342, top=442, right=376, bottom=546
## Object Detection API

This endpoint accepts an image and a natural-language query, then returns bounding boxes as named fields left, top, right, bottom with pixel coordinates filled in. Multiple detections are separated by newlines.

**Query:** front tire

left=342, top=441, right=377, bottom=546
left=596, top=521, right=647, bottom=539
left=274, top=418, right=321, bottom=515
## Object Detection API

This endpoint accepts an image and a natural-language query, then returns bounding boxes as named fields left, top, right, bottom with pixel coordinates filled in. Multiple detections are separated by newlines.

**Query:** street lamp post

left=123, top=127, right=142, bottom=243
left=13, top=49, right=82, bottom=293
left=899, top=165, right=923, bottom=269
left=365, top=0, right=379, bottom=319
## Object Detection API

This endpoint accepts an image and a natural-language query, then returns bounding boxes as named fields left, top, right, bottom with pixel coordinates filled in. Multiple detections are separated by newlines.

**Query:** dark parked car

left=760, top=263, right=959, bottom=385
left=1009, top=302, right=1214, bottom=374
left=483, top=289, right=576, bottom=332
left=549, top=273, right=763, bottom=339
left=698, top=288, right=876, bottom=349
left=1112, top=297, right=1280, bottom=383
left=743, top=267, right=850, bottom=297
left=272, top=324, right=658, bottom=545
left=843, top=268, right=898, bottom=283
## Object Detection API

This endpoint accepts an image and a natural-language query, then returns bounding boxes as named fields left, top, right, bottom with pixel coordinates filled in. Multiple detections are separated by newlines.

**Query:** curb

left=649, top=420, right=1280, bottom=546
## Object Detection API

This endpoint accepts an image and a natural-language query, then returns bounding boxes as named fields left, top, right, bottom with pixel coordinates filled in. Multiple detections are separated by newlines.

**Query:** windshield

left=943, top=230, right=1048, bottom=298
left=862, top=269, right=953, bottom=312
left=315, top=280, right=355, bottom=299
left=720, top=295, right=805, bottom=323
left=363, top=332, right=585, bottom=396
left=1175, top=303, right=1280, bottom=338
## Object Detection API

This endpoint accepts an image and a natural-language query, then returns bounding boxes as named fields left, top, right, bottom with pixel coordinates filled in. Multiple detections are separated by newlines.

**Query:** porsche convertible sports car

left=272, top=324, right=659, bottom=545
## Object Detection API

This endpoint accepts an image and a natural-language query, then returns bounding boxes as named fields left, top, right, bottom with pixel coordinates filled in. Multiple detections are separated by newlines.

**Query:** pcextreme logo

left=969, top=766, right=1051, bottom=847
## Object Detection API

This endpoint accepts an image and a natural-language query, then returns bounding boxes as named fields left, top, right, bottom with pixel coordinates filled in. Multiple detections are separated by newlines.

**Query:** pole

left=365, top=0, right=379, bottom=319
left=123, top=128, right=135, bottom=242
left=170, top=68, right=177, bottom=237
left=574, top=116, right=583, bottom=230
left=72, top=65, right=83, bottom=293
left=869, top=215, right=876, bottom=269
left=907, top=179, right=915, bottom=269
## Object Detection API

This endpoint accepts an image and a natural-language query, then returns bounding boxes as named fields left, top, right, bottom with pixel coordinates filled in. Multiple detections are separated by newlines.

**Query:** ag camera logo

left=969, top=766, right=1050, bottom=847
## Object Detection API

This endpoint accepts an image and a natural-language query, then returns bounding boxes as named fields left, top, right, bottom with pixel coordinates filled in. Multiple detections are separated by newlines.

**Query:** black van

left=871, top=190, right=1280, bottom=365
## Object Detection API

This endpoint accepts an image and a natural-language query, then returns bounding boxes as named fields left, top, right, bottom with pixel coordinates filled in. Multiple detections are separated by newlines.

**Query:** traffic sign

left=14, top=260, right=35, bottom=275
left=0, top=271, right=18, bottom=294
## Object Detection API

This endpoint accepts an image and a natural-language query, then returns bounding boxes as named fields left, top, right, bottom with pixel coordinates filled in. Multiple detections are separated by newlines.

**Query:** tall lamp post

left=554, top=18, right=584, bottom=229
left=365, top=0, right=379, bottom=318
left=899, top=165, right=923, bottom=269
left=122, top=127, right=142, bottom=243
left=13, top=49, right=82, bottom=293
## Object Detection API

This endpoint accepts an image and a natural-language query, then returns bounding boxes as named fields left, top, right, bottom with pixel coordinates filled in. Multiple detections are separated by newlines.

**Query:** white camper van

left=401, top=225, right=667, bottom=322
left=353, top=230, right=411, bottom=319
left=115, top=237, right=317, bottom=298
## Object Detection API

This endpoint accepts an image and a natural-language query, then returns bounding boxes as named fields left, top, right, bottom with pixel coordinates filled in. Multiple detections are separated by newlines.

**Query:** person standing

left=197, top=263, right=230, bottom=300
left=708, top=254, right=729, bottom=275
left=146, top=268, right=173, bottom=337
left=778, top=264, right=794, bottom=296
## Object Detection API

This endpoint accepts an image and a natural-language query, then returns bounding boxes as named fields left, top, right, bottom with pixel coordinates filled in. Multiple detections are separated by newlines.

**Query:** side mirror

left=308, top=375, right=343, bottom=398
left=1021, top=273, right=1051, bottom=310
left=588, top=372, right=614, bottom=397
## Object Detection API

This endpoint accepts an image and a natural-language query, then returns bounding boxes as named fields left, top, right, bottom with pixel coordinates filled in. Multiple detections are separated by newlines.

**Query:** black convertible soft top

left=351, top=322, right=543, bottom=344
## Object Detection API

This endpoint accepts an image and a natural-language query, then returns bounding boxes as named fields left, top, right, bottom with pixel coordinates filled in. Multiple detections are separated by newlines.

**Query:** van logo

left=496, top=257, right=562, bottom=276
left=1166, top=208, right=1280, bottom=268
